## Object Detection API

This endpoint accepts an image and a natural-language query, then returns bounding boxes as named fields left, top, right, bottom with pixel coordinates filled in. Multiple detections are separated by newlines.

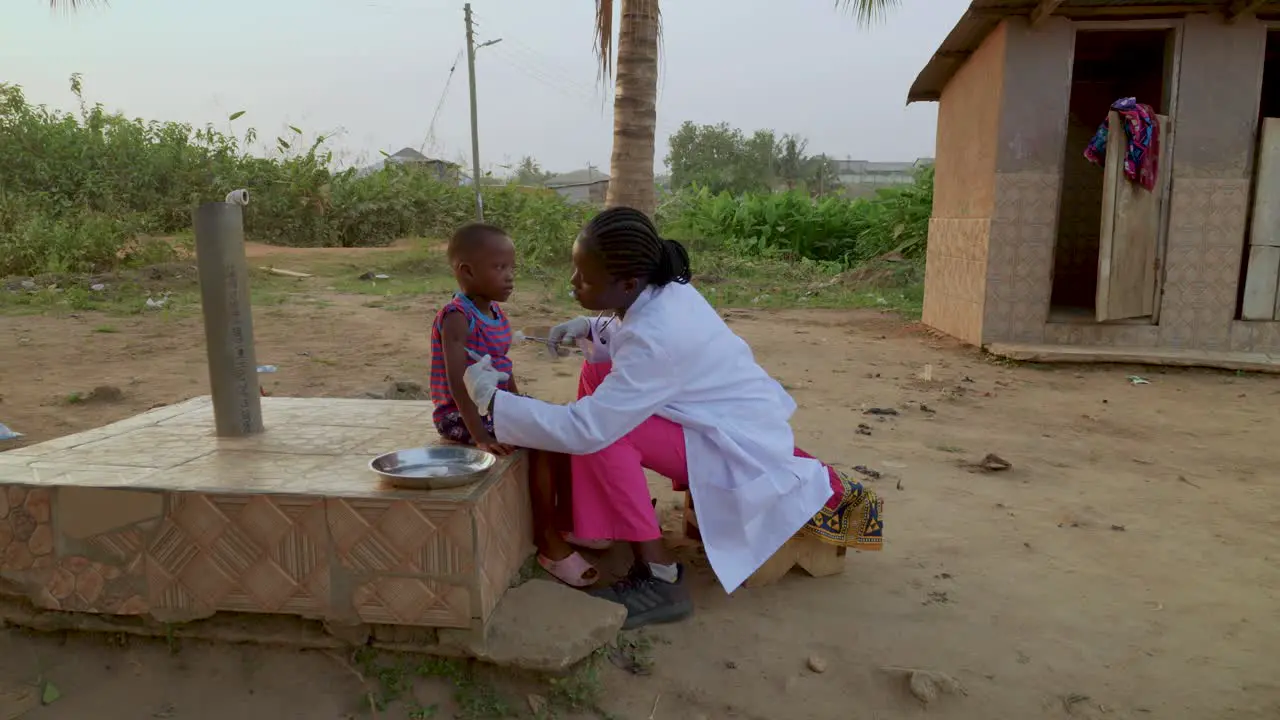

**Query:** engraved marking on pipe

left=224, top=262, right=255, bottom=434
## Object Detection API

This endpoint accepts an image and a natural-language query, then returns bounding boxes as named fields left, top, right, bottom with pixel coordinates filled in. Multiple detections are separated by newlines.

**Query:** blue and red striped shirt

left=429, top=293, right=514, bottom=425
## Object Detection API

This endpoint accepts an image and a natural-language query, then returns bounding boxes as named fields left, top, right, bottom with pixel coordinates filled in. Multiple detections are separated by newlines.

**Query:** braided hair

left=580, top=207, right=692, bottom=286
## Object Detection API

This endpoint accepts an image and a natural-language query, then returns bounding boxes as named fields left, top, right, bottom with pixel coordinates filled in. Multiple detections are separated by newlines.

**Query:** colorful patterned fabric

left=796, top=448, right=884, bottom=550
left=435, top=409, right=495, bottom=445
left=428, top=293, right=513, bottom=430
left=1084, top=96, right=1160, bottom=191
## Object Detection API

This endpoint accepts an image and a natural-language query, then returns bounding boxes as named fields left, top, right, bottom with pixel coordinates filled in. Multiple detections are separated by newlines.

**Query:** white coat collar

left=618, top=284, right=661, bottom=325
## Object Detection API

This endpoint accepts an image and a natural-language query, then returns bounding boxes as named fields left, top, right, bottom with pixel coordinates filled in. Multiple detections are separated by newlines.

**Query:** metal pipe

left=193, top=198, right=264, bottom=437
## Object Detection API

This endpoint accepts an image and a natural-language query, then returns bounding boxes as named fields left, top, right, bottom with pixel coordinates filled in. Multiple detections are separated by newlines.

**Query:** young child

left=430, top=224, right=518, bottom=453
left=429, top=223, right=599, bottom=587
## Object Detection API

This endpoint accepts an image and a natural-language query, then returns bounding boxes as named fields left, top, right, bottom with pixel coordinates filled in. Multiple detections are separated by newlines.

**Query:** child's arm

left=440, top=312, right=513, bottom=455
left=506, top=373, right=520, bottom=396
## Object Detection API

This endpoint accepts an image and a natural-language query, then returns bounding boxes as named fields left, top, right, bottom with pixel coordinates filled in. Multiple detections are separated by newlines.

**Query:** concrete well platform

left=0, top=397, right=533, bottom=632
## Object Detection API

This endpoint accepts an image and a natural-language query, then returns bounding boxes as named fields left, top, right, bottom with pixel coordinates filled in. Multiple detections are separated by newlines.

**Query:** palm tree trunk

left=604, top=0, right=659, bottom=216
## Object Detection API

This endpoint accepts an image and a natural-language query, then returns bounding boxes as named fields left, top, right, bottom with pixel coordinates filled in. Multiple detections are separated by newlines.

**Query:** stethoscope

left=595, top=310, right=617, bottom=338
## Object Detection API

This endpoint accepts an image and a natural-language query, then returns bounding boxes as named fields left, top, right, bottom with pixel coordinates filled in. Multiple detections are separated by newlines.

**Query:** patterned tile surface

left=1044, top=324, right=1159, bottom=348
left=1160, top=179, right=1251, bottom=350
left=327, top=496, right=474, bottom=575
left=922, top=219, right=990, bottom=345
left=0, top=397, right=534, bottom=630
left=38, top=427, right=219, bottom=470
left=475, top=456, right=534, bottom=621
left=146, top=493, right=330, bottom=617
left=0, top=461, right=161, bottom=489
left=983, top=173, right=1060, bottom=344
left=1229, top=321, right=1280, bottom=354
left=923, top=21, right=1004, bottom=346
left=3, top=399, right=213, bottom=459
left=932, top=22, right=1003, bottom=220
left=349, top=576, right=471, bottom=627
left=157, top=397, right=434, bottom=431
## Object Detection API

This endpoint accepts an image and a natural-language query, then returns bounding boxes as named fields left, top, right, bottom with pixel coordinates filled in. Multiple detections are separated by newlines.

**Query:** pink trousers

left=569, top=360, right=843, bottom=543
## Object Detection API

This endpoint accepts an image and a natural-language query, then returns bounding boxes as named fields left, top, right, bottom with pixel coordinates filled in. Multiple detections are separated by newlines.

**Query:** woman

left=463, top=207, right=883, bottom=629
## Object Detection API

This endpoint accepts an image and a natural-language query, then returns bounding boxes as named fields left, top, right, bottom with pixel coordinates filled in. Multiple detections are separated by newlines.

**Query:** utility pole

left=464, top=4, right=501, bottom=222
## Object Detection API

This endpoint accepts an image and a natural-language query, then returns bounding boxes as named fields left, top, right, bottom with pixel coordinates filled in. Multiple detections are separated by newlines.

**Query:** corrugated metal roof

left=907, top=0, right=1280, bottom=103
left=545, top=168, right=611, bottom=187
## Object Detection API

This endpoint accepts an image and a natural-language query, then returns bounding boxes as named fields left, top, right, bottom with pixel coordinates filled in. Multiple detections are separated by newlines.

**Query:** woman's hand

left=474, top=434, right=515, bottom=456
left=547, top=316, right=592, bottom=355
left=463, top=351, right=509, bottom=416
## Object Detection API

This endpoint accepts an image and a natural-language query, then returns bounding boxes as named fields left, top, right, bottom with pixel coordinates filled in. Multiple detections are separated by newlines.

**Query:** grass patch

left=353, top=649, right=512, bottom=719
left=0, top=260, right=293, bottom=317
left=348, top=646, right=626, bottom=720
left=1, top=238, right=924, bottom=320
left=272, top=242, right=924, bottom=316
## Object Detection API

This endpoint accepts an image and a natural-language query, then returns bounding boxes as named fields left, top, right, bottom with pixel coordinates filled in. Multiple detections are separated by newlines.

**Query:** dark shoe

left=592, top=564, right=693, bottom=630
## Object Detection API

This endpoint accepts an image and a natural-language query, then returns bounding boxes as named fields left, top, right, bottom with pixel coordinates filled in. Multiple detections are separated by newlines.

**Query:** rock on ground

left=438, top=579, right=626, bottom=673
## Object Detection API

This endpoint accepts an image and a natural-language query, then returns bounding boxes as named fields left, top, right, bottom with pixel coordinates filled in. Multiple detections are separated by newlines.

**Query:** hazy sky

left=5, top=0, right=968, bottom=175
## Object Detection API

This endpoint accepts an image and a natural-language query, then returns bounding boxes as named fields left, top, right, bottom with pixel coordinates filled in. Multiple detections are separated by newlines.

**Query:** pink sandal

left=538, top=552, right=599, bottom=588
left=560, top=531, right=613, bottom=551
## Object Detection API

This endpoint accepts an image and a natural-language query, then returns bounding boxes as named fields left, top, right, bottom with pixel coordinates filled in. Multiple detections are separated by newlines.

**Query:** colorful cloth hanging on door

left=1084, top=97, right=1160, bottom=191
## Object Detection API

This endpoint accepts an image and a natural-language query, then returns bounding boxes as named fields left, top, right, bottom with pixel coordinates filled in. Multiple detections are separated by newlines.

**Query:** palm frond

left=594, top=0, right=662, bottom=84
left=594, top=0, right=615, bottom=82
left=49, top=0, right=104, bottom=9
left=834, top=0, right=901, bottom=26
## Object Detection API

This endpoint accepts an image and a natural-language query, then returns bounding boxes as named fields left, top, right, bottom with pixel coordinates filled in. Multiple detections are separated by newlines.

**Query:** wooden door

left=1241, top=118, right=1280, bottom=321
left=1096, top=111, right=1169, bottom=322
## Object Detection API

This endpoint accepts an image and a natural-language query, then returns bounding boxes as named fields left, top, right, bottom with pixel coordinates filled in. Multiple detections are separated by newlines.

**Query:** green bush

left=0, top=78, right=593, bottom=276
left=658, top=167, right=933, bottom=268
left=0, top=75, right=931, bottom=279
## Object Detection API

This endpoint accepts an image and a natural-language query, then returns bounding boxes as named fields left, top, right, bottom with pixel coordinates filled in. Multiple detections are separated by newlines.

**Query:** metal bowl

left=368, top=446, right=496, bottom=490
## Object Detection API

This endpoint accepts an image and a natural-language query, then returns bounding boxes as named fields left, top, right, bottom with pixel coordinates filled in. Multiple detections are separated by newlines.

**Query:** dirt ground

left=1, top=250, right=1279, bottom=720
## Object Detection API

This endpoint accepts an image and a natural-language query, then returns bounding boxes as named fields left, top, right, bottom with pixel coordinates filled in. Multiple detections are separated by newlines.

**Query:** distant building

left=359, top=147, right=461, bottom=184
left=835, top=157, right=933, bottom=196
left=545, top=168, right=610, bottom=204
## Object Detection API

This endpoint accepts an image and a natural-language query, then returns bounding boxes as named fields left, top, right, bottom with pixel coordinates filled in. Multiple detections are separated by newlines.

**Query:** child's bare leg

left=529, top=449, right=574, bottom=561
left=550, top=451, right=574, bottom=531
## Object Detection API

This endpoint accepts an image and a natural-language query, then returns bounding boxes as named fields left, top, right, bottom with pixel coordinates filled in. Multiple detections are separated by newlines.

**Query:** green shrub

left=0, top=78, right=595, bottom=276
left=658, top=167, right=933, bottom=267
left=0, top=75, right=932, bottom=279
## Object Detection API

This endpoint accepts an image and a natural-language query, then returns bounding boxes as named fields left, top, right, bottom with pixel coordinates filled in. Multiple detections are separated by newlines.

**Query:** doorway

left=1050, top=29, right=1175, bottom=322
left=1261, top=31, right=1279, bottom=120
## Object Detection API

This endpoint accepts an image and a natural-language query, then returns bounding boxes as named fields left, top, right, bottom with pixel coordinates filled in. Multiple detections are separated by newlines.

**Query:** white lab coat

left=491, top=282, right=833, bottom=593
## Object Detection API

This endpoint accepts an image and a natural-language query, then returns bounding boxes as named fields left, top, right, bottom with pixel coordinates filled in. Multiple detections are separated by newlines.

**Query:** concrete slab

left=0, top=397, right=534, bottom=631
left=438, top=579, right=626, bottom=673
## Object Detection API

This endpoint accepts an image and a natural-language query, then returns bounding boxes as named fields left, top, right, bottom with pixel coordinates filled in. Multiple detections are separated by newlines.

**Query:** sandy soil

left=1, top=261, right=1279, bottom=719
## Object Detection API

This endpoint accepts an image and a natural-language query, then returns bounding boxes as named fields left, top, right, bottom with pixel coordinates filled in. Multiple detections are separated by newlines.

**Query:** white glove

left=463, top=351, right=509, bottom=416
left=547, top=316, right=592, bottom=355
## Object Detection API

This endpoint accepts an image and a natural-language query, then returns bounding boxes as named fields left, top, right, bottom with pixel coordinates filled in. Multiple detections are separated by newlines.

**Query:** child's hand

left=475, top=433, right=515, bottom=456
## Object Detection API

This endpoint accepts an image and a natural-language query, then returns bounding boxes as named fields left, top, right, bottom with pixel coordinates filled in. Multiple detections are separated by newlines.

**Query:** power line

left=496, top=37, right=602, bottom=96
left=420, top=48, right=464, bottom=154
left=495, top=46, right=603, bottom=101
left=473, top=21, right=611, bottom=98
left=488, top=46, right=608, bottom=108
